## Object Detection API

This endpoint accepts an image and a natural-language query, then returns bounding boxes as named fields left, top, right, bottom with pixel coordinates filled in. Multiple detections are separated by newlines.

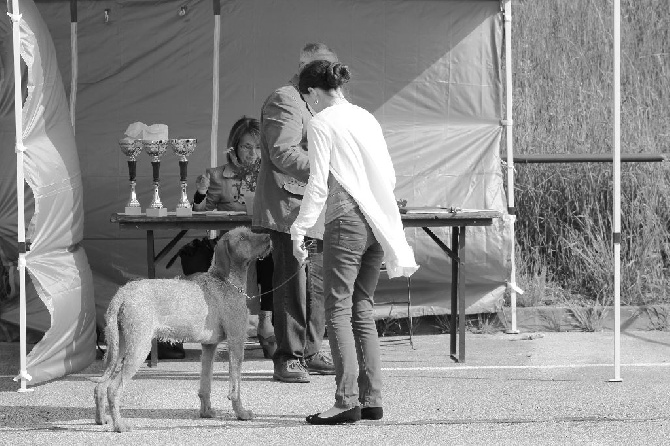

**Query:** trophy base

left=175, top=207, right=192, bottom=217
left=146, top=207, right=168, bottom=217
left=124, top=206, right=143, bottom=215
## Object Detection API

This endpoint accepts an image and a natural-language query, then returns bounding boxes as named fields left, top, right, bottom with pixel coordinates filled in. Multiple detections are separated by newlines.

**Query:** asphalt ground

left=1, top=330, right=669, bottom=445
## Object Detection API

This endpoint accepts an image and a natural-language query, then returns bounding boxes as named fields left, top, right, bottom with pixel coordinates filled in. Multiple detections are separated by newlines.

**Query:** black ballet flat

left=361, top=406, right=383, bottom=420
left=305, top=406, right=361, bottom=425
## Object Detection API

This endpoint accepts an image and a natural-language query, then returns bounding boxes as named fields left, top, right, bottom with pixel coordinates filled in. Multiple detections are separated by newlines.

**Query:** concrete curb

left=497, top=305, right=670, bottom=332
left=374, top=305, right=670, bottom=337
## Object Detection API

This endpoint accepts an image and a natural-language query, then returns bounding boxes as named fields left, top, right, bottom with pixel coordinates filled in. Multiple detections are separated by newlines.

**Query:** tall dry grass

left=508, top=0, right=670, bottom=305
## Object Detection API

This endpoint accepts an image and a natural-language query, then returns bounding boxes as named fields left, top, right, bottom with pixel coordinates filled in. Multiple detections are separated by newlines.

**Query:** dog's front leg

left=227, top=337, right=253, bottom=420
left=199, top=343, right=218, bottom=418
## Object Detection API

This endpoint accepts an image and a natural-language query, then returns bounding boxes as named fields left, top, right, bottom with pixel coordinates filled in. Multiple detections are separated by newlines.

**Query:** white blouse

left=290, top=102, right=418, bottom=278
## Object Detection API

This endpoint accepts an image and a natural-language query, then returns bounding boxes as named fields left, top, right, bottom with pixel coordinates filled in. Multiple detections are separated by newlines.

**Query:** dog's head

left=210, top=227, right=272, bottom=278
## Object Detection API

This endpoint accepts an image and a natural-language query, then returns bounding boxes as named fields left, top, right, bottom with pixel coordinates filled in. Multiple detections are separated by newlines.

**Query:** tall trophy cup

left=170, top=138, right=197, bottom=217
left=118, top=138, right=143, bottom=215
left=143, top=140, right=169, bottom=217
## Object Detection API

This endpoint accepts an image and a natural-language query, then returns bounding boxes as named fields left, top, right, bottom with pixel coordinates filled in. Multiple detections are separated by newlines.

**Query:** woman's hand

left=292, top=237, right=308, bottom=266
left=196, top=174, right=210, bottom=194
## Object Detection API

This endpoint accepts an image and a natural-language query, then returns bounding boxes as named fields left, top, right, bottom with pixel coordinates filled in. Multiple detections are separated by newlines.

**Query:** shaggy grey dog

left=91, top=226, right=272, bottom=433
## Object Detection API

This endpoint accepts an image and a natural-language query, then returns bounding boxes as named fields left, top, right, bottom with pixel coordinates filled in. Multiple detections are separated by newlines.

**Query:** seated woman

left=193, top=116, right=276, bottom=359
left=193, top=116, right=260, bottom=212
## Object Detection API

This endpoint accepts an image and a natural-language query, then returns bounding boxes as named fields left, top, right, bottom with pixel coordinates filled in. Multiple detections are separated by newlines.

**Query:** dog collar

left=224, top=279, right=255, bottom=300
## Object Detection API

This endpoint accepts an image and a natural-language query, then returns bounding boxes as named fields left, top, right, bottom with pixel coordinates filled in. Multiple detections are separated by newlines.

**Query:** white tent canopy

left=4, top=0, right=624, bottom=386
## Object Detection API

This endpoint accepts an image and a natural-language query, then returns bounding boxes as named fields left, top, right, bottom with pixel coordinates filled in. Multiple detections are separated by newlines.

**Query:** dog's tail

left=88, top=293, right=124, bottom=383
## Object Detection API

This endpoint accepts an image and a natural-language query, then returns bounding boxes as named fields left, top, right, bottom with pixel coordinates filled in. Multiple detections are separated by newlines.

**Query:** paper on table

left=205, top=210, right=246, bottom=216
left=399, top=206, right=457, bottom=214
left=399, top=207, right=485, bottom=214
left=124, top=122, right=169, bottom=141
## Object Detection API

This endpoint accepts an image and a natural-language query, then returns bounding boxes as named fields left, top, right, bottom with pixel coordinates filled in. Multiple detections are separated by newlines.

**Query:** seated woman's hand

left=196, top=174, right=210, bottom=194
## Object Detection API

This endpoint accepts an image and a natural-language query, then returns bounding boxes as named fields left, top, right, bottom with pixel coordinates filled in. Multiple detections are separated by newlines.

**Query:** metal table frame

left=111, top=210, right=501, bottom=366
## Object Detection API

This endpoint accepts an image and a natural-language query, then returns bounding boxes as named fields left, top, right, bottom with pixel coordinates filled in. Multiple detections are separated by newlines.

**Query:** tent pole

left=209, top=0, right=221, bottom=240
left=69, top=0, right=78, bottom=133
left=503, top=0, right=521, bottom=334
left=9, top=0, right=33, bottom=393
left=609, top=0, right=622, bottom=383
left=211, top=0, right=220, bottom=170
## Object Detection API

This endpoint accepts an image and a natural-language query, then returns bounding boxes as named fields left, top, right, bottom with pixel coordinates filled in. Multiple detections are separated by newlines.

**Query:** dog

left=91, top=226, right=272, bottom=432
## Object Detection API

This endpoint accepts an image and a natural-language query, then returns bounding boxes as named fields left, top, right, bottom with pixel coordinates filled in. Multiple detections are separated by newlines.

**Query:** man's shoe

left=305, top=351, right=336, bottom=375
left=361, top=406, right=383, bottom=420
left=273, top=359, right=310, bottom=383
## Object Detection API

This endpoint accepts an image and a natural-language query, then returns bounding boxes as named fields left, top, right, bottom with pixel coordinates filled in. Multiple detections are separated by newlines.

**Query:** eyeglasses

left=239, top=143, right=260, bottom=152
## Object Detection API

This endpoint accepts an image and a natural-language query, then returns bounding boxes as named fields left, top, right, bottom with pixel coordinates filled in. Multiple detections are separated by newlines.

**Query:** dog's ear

left=211, top=237, right=231, bottom=278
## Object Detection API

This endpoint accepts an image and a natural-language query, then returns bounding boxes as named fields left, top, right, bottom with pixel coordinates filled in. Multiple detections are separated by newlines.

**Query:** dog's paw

left=199, top=408, right=217, bottom=419
left=236, top=409, right=254, bottom=421
left=96, top=414, right=112, bottom=425
left=113, top=420, right=130, bottom=433
left=94, top=415, right=106, bottom=425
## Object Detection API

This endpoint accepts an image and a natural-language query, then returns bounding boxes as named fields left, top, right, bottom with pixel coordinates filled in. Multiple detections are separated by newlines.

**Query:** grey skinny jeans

left=323, top=205, right=384, bottom=409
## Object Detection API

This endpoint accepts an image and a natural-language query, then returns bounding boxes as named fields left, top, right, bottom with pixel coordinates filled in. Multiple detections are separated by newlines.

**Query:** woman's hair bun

left=326, top=63, right=351, bottom=88
left=298, top=60, right=352, bottom=94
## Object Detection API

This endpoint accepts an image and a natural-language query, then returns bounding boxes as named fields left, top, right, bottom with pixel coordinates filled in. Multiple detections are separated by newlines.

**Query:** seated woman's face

left=237, top=133, right=260, bottom=164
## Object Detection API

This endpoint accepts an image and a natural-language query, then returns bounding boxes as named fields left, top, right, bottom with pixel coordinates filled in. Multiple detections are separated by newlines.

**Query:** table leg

left=147, top=230, right=158, bottom=367
left=450, top=227, right=458, bottom=360
left=458, top=226, right=466, bottom=363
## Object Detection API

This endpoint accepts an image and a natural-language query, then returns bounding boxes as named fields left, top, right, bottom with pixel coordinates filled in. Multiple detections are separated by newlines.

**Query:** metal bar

left=610, top=0, right=623, bottom=384
left=458, top=226, right=466, bottom=363
left=422, top=227, right=459, bottom=262
left=147, top=230, right=157, bottom=367
left=10, top=0, right=33, bottom=393
left=210, top=4, right=220, bottom=170
left=503, top=0, right=519, bottom=335
left=450, top=227, right=458, bottom=360
left=69, top=0, right=77, bottom=132
left=154, top=230, right=188, bottom=263
left=512, top=153, right=665, bottom=164
left=407, top=276, right=414, bottom=349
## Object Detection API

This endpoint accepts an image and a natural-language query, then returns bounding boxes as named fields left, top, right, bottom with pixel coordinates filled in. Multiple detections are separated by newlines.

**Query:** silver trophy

left=143, top=140, right=169, bottom=217
left=170, top=138, right=197, bottom=216
left=118, top=139, right=143, bottom=215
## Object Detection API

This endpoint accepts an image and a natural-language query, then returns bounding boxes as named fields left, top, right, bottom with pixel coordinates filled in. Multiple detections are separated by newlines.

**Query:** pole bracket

left=501, top=119, right=513, bottom=126
left=7, top=11, right=22, bottom=23
left=502, top=0, right=512, bottom=22
left=507, top=281, right=524, bottom=295
left=13, top=371, right=33, bottom=382
left=613, top=232, right=621, bottom=244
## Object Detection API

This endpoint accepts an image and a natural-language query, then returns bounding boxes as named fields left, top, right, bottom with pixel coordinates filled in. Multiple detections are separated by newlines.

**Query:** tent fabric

left=0, top=0, right=95, bottom=384
left=21, top=0, right=509, bottom=330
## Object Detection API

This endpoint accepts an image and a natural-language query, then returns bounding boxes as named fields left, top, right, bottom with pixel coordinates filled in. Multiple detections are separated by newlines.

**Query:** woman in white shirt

left=291, top=60, right=418, bottom=425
